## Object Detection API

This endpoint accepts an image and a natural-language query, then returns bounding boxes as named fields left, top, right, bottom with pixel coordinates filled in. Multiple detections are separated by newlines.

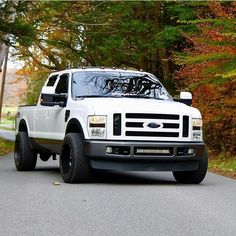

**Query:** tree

left=174, top=1, right=236, bottom=155
left=1, top=1, right=194, bottom=81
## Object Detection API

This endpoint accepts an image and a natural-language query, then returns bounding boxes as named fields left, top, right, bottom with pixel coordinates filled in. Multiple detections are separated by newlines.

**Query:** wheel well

left=66, top=119, right=84, bottom=137
left=18, top=120, right=28, bottom=133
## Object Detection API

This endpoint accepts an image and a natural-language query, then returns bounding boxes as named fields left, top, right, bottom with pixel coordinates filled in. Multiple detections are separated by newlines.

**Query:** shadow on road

left=93, top=171, right=176, bottom=185
left=34, top=166, right=176, bottom=185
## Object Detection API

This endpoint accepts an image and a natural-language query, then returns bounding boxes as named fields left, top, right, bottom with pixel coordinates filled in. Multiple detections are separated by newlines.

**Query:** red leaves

left=175, top=2, right=236, bottom=154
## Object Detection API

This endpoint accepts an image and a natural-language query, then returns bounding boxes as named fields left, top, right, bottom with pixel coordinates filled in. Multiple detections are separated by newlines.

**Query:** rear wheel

left=14, top=132, right=37, bottom=171
left=173, top=149, right=208, bottom=184
left=60, top=133, right=92, bottom=183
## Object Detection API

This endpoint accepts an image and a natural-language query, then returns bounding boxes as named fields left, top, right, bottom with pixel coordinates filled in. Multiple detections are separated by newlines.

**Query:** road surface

left=0, top=153, right=236, bottom=236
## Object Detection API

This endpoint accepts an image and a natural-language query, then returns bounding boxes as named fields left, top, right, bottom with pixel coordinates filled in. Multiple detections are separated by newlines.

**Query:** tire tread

left=14, top=132, right=37, bottom=171
left=60, top=133, right=91, bottom=183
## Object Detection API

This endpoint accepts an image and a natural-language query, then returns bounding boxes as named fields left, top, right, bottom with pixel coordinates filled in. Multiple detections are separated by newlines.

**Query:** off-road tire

left=173, top=149, right=208, bottom=184
left=60, top=133, right=92, bottom=183
left=14, top=132, right=37, bottom=171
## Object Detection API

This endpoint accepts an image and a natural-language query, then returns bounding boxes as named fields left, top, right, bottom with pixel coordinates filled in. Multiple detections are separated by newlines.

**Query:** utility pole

left=0, top=0, right=18, bottom=122
left=0, top=46, right=9, bottom=122
left=0, top=43, right=7, bottom=72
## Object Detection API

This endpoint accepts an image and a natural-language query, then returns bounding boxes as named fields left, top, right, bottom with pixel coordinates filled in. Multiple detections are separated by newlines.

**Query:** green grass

left=0, top=138, right=14, bottom=156
left=0, top=118, right=15, bottom=131
left=209, top=154, right=236, bottom=179
left=0, top=109, right=16, bottom=155
left=0, top=106, right=17, bottom=130
left=0, top=118, right=14, bottom=124
left=2, top=106, right=17, bottom=115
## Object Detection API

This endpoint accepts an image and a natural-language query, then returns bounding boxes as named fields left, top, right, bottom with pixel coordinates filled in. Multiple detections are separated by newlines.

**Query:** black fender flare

left=65, top=118, right=85, bottom=138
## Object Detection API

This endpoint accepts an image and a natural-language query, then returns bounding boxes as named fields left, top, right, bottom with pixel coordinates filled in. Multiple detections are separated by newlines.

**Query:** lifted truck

left=14, top=68, right=208, bottom=183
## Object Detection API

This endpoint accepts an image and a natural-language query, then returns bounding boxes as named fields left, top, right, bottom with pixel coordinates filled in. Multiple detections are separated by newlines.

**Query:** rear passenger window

left=55, top=74, right=69, bottom=94
left=46, top=75, right=58, bottom=86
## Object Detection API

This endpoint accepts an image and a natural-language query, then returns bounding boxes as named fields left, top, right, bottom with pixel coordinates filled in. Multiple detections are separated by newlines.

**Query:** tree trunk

left=158, top=48, right=172, bottom=81
left=153, top=2, right=172, bottom=81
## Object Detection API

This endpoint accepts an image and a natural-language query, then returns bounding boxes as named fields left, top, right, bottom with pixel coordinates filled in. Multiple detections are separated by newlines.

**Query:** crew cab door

left=47, top=73, right=69, bottom=140
left=34, top=74, right=58, bottom=139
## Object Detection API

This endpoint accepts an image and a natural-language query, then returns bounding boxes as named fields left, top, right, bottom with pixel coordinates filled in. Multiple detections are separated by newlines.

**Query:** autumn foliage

left=175, top=2, right=236, bottom=155
left=1, top=1, right=235, bottom=155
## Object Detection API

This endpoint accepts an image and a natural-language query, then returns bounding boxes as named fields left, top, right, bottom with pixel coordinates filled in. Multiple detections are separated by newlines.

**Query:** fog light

left=177, top=147, right=195, bottom=156
left=188, top=148, right=195, bottom=155
left=105, top=146, right=113, bottom=154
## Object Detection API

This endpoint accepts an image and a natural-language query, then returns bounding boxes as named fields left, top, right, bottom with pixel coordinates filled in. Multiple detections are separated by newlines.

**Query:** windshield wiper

left=75, top=95, right=106, bottom=99
left=75, top=94, right=121, bottom=99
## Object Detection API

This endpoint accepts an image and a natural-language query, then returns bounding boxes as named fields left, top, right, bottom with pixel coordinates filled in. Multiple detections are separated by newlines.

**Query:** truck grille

left=126, top=113, right=179, bottom=120
left=125, top=113, right=182, bottom=138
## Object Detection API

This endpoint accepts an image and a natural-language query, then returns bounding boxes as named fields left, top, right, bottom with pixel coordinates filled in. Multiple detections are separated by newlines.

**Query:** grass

left=2, top=106, right=17, bottom=116
left=208, top=153, right=236, bottom=179
left=0, top=106, right=17, bottom=131
left=0, top=110, right=16, bottom=156
left=0, top=118, right=15, bottom=124
left=0, top=138, right=14, bottom=157
left=0, top=125, right=15, bottom=131
left=0, top=118, right=15, bottom=131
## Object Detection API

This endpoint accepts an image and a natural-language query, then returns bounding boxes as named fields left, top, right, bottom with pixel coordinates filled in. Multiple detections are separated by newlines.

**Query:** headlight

left=193, top=130, right=202, bottom=141
left=88, top=116, right=106, bottom=139
left=192, top=118, right=202, bottom=141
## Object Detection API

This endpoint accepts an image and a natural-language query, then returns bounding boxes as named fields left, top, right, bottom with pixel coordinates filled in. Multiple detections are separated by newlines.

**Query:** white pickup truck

left=14, top=68, right=208, bottom=183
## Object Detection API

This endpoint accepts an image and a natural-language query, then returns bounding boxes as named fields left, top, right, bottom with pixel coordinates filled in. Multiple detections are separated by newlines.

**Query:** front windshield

left=72, top=71, right=172, bottom=101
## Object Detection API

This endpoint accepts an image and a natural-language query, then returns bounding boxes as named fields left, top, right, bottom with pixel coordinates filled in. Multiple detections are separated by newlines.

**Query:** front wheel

left=173, top=149, right=208, bottom=184
left=14, top=132, right=37, bottom=171
left=60, top=133, right=92, bottom=183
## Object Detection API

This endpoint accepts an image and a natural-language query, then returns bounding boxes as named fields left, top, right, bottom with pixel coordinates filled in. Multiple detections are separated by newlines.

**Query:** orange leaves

left=174, top=2, right=236, bottom=154
left=194, top=81, right=236, bottom=154
left=209, top=1, right=235, bottom=18
left=16, top=68, right=32, bottom=76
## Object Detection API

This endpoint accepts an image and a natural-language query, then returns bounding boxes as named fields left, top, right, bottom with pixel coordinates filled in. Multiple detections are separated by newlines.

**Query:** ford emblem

left=147, top=122, right=161, bottom=129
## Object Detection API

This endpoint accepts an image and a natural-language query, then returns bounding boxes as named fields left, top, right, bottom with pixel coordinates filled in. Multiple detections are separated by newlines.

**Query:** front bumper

left=84, top=140, right=206, bottom=172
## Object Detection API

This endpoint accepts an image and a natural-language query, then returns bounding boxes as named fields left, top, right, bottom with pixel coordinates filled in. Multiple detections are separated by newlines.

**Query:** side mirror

left=41, top=93, right=67, bottom=107
left=180, top=92, right=192, bottom=100
left=174, top=92, right=192, bottom=106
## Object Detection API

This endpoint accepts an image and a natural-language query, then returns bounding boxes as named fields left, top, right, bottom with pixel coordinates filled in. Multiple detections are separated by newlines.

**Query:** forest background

left=0, top=1, right=235, bottom=166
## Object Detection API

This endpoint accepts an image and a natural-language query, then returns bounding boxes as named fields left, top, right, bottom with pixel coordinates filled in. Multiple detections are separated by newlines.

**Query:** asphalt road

left=0, top=154, right=236, bottom=236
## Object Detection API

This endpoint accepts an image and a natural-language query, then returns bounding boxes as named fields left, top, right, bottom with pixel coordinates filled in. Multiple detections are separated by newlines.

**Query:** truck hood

left=80, top=97, right=201, bottom=118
